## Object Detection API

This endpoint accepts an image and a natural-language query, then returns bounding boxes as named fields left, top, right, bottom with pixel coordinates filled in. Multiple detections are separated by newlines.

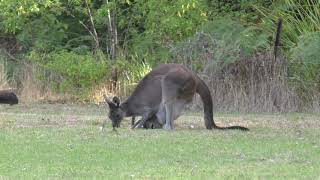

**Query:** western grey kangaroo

left=0, top=90, right=18, bottom=105
left=104, top=64, right=248, bottom=131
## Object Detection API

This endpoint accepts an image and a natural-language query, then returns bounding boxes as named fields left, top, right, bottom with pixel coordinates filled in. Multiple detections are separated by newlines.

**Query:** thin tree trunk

left=106, top=0, right=118, bottom=89
left=112, top=10, right=118, bottom=60
left=70, top=1, right=100, bottom=52
left=85, top=0, right=99, bottom=51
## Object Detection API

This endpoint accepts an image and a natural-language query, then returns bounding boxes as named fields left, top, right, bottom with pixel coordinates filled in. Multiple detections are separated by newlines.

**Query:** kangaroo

left=0, top=90, right=18, bottom=105
left=104, top=64, right=248, bottom=131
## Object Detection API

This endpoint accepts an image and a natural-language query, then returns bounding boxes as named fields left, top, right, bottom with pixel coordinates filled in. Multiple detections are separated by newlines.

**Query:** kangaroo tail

left=213, top=125, right=249, bottom=131
left=196, top=77, right=249, bottom=131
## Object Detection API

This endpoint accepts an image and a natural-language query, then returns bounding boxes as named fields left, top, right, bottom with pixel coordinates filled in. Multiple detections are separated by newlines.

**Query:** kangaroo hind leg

left=161, top=72, right=189, bottom=130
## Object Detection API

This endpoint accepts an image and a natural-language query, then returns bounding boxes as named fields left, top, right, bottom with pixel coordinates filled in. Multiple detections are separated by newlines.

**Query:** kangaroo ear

left=112, top=96, right=120, bottom=107
left=104, top=95, right=117, bottom=109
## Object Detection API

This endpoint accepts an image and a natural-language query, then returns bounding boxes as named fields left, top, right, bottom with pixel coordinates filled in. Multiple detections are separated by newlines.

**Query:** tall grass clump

left=256, top=0, right=320, bottom=110
left=257, top=0, right=320, bottom=51
left=89, top=57, right=152, bottom=104
left=288, top=32, right=320, bottom=111
left=28, top=50, right=109, bottom=100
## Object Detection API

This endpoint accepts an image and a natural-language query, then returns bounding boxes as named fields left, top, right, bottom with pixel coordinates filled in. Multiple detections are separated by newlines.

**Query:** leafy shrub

left=115, top=57, right=151, bottom=84
left=257, top=0, right=320, bottom=51
left=289, top=32, right=320, bottom=90
left=16, top=14, right=67, bottom=52
left=29, top=50, right=109, bottom=94
left=102, top=0, right=209, bottom=64
left=257, top=0, right=320, bottom=102
left=171, top=18, right=269, bottom=71
left=113, top=56, right=152, bottom=97
left=206, top=0, right=273, bottom=22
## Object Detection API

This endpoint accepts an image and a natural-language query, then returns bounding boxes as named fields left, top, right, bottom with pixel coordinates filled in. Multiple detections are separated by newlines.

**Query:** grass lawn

left=0, top=104, right=319, bottom=179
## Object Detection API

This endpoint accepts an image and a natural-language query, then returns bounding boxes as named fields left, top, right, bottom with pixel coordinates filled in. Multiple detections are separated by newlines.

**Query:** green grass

left=0, top=104, right=320, bottom=179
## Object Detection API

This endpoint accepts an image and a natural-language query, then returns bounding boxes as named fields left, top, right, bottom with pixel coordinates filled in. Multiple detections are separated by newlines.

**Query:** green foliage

left=202, top=19, right=269, bottom=56
left=17, top=14, right=67, bottom=52
left=142, top=0, right=207, bottom=43
left=112, top=56, right=152, bottom=96
left=115, top=57, right=151, bottom=84
left=257, top=0, right=320, bottom=51
left=29, top=51, right=109, bottom=93
left=289, top=32, right=320, bottom=91
left=171, top=18, right=269, bottom=70
left=239, top=26, right=270, bottom=55
left=291, top=33, right=320, bottom=66
left=0, top=0, right=101, bottom=53
left=100, top=0, right=209, bottom=64
left=256, top=0, right=320, bottom=98
left=206, top=0, right=273, bottom=22
left=0, top=0, right=63, bottom=33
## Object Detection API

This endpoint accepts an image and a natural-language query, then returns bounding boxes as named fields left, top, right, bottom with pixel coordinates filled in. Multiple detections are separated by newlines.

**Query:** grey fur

left=104, top=64, right=248, bottom=131
left=0, top=90, right=18, bottom=105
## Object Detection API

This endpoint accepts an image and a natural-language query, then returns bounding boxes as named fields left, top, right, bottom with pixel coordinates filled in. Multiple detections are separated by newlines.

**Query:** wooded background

left=0, top=0, right=319, bottom=112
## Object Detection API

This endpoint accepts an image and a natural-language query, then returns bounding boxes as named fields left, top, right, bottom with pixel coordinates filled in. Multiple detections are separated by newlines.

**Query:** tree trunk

left=106, top=0, right=119, bottom=89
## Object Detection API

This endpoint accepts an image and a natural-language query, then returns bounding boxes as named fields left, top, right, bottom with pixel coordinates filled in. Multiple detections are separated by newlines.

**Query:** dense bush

left=289, top=32, right=320, bottom=91
left=171, top=18, right=269, bottom=71
left=206, top=0, right=273, bottom=22
left=257, top=0, right=320, bottom=104
left=258, top=0, right=320, bottom=51
left=112, top=0, right=209, bottom=64
left=29, top=51, right=109, bottom=94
